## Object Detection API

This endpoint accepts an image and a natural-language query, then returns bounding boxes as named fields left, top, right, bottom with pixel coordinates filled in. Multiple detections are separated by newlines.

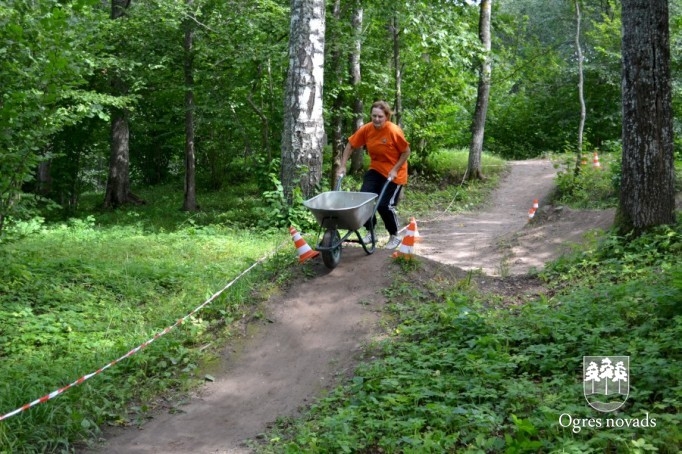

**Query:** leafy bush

left=412, top=148, right=507, bottom=183
left=553, top=152, right=620, bottom=208
left=258, top=173, right=317, bottom=233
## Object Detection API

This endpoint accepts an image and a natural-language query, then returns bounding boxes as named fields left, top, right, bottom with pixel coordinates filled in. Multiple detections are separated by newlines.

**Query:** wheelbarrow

left=303, top=176, right=392, bottom=269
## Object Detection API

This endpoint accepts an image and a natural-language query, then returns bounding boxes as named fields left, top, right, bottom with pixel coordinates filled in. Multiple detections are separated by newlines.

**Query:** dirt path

left=87, top=159, right=614, bottom=453
left=418, top=159, right=614, bottom=276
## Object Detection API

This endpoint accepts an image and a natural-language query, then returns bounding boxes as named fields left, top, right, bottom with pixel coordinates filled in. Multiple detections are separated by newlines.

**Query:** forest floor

left=85, top=158, right=616, bottom=454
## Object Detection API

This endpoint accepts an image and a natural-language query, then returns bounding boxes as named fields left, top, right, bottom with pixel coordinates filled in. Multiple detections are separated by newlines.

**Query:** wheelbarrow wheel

left=321, top=229, right=342, bottom=269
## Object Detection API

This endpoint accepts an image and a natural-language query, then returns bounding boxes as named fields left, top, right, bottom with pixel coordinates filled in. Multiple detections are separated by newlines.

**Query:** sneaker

left=385, top=235, right=402, bottom=250
left=361, top=231, right=374, bottom=245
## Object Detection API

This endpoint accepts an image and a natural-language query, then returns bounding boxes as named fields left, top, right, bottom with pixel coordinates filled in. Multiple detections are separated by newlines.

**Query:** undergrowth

left=552, top=152, right=621, bottom=208
left=0, top=219, right=292, bottom=453
left=257, top=220, right=682, bottom=453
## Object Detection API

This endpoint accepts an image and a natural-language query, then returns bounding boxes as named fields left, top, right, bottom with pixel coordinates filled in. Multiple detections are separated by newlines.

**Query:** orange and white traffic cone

left=533, top=199, right=539, bottom=210
left=392, top=218, right=418, bottom=259
left=411, top=217, right=421, bottom=243
left=593, top=152, right=601, bottom=169
left=289, top=226, right=320, bottom=263
left=528, top=207, right=536, bottom=222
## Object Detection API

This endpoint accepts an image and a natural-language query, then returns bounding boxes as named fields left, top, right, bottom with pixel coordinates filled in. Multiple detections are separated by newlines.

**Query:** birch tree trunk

left=467, top=0, right=492, bottom=181
left=281, top=0, right=326, bottom=203
left=349, top=0, right=364, bottom=173
left=574, top=0, right=586, bottom=173
left=330, top=0, right=344, bottom=190
left=391, top=13, right=403, bottom=127
left=617, top=0, right=676, bottom=235
left=182, top=0, right=197, bottom=211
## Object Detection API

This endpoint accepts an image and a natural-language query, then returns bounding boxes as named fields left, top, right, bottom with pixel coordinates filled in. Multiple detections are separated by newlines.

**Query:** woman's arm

left=388, top=147, right=411, bottom=181
left=337, top=142, right=355, bottom=176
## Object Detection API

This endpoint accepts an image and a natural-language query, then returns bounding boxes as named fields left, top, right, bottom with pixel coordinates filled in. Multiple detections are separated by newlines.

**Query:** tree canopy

left=0, top=0, right=679, bottom=234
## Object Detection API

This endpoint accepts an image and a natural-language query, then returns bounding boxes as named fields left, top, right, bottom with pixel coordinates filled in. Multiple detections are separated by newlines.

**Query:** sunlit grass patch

left=0, top=217, right=289, bottom=451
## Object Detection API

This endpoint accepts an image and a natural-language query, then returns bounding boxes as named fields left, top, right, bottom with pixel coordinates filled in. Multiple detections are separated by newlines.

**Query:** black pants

left=361, top=169, right=403, bottom=235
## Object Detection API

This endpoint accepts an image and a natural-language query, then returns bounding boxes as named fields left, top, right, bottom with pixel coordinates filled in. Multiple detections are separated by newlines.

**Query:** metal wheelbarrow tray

left=303, top=191, right=378, bottom=231
left=302, top=177, right=391, bottom=270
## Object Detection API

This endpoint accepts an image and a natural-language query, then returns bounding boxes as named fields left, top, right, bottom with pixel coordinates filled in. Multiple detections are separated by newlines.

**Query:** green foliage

left=488, top=1, right=623, bottom=158
left=0, top=0, right=132, bottom=231
left=404, top=149, right=508, bottom=217
left=259, top=173, right=316, bottom=232
left=553, top=152, right=620, bottom=208
left=543, top=222, right=682, bottom=287
left=0, top=213, right=289, bottom=452
left=259, top=219, right=682, bottom=454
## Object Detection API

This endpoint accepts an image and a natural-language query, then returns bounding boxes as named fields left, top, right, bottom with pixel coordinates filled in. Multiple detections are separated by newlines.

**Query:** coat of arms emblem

left=583, top=356, right=630, bottom=412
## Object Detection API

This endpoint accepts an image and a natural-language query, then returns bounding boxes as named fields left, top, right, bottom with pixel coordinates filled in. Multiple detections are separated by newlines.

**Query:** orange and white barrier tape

left=0, top=245, right=282, bottom=422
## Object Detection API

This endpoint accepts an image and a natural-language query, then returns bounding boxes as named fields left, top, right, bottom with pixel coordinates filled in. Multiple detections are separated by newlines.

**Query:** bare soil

left=86, top=159, right=615, bottom=454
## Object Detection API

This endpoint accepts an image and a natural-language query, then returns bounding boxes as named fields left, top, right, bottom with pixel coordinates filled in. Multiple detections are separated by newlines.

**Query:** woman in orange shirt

left=338, top=101, right=411, bottom=249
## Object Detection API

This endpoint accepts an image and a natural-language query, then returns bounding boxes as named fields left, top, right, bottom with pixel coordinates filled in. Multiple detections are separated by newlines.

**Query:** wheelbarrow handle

left=374, top=177, right=393, bottom=214
left=335, top=174, right=393, bottom=196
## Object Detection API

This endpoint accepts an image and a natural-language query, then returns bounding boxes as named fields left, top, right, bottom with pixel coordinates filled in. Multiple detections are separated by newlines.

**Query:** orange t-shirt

left=348, top=121, right=410, bottom=185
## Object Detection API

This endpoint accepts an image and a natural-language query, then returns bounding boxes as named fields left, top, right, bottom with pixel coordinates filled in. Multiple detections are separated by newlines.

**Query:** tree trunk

left=183, top=0, right=197, bottom=212
left=391, top=13, right=403, bottom=127
left=104, top=115, right=132, bottom=208
left=349, top=0, right=364, bottom=173
left=330, top=0, right=344, bottom=190
left=617, top=0, right=676, bottom=235
left=281, top=0, right=326, bottom=203
left=467, top=0, right=492, bottom=181
left=104, top=0, right=144, bottom=208
left=574, top=0, right=586, bottom=174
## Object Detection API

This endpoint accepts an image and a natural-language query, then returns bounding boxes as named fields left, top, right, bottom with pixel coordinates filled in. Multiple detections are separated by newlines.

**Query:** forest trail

left=86, top=159, right=615, bottom=453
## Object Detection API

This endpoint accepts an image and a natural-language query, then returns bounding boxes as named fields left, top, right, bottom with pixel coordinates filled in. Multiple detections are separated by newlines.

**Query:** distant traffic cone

left=533, top=199, right=539, bottom=210
left=289, top=226, right=320, bottom=263
left=392, top=218, right=417, bottom=259
left=528, top=207, right=536, bottom=221
left=592, top=151, right=601, bottom=169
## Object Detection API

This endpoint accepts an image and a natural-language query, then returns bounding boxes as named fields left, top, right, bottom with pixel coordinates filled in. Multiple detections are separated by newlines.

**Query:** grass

left=1, top=148, right=499, bottom=452
left=254, top=220, right=682, bottom=454
left=0, top=215, right=291, bottom=452
left=404, top=149, right=508, bottom=218
left=1, top=149, right=679, bottom=452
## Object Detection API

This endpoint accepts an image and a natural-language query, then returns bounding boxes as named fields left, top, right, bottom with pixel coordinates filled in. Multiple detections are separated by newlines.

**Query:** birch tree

left=349, top=0, right=364, bottom=173
left=617, top=0, right=676, bottom=235
left=574, top=0, right=586, bottom=173
left=281, top=0, right=326, bottom=203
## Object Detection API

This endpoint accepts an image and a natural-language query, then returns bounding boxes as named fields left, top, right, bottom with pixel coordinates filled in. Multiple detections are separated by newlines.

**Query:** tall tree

left=467, top=0, right=492, bottom=181
left=617, top=0, right=676, bottom=235
left=391, top=11, right=403, bottom=127
left=349, top=0, right=365, bottom=173
left=182, top=0, right=198, bottom=211
left=281, top=0, right=326, bottom=202
left=329, top=0, right=346, bottom=190
left=104, top=0, right=143, bottom=208
left=574, top=0, right=586, bottom=173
